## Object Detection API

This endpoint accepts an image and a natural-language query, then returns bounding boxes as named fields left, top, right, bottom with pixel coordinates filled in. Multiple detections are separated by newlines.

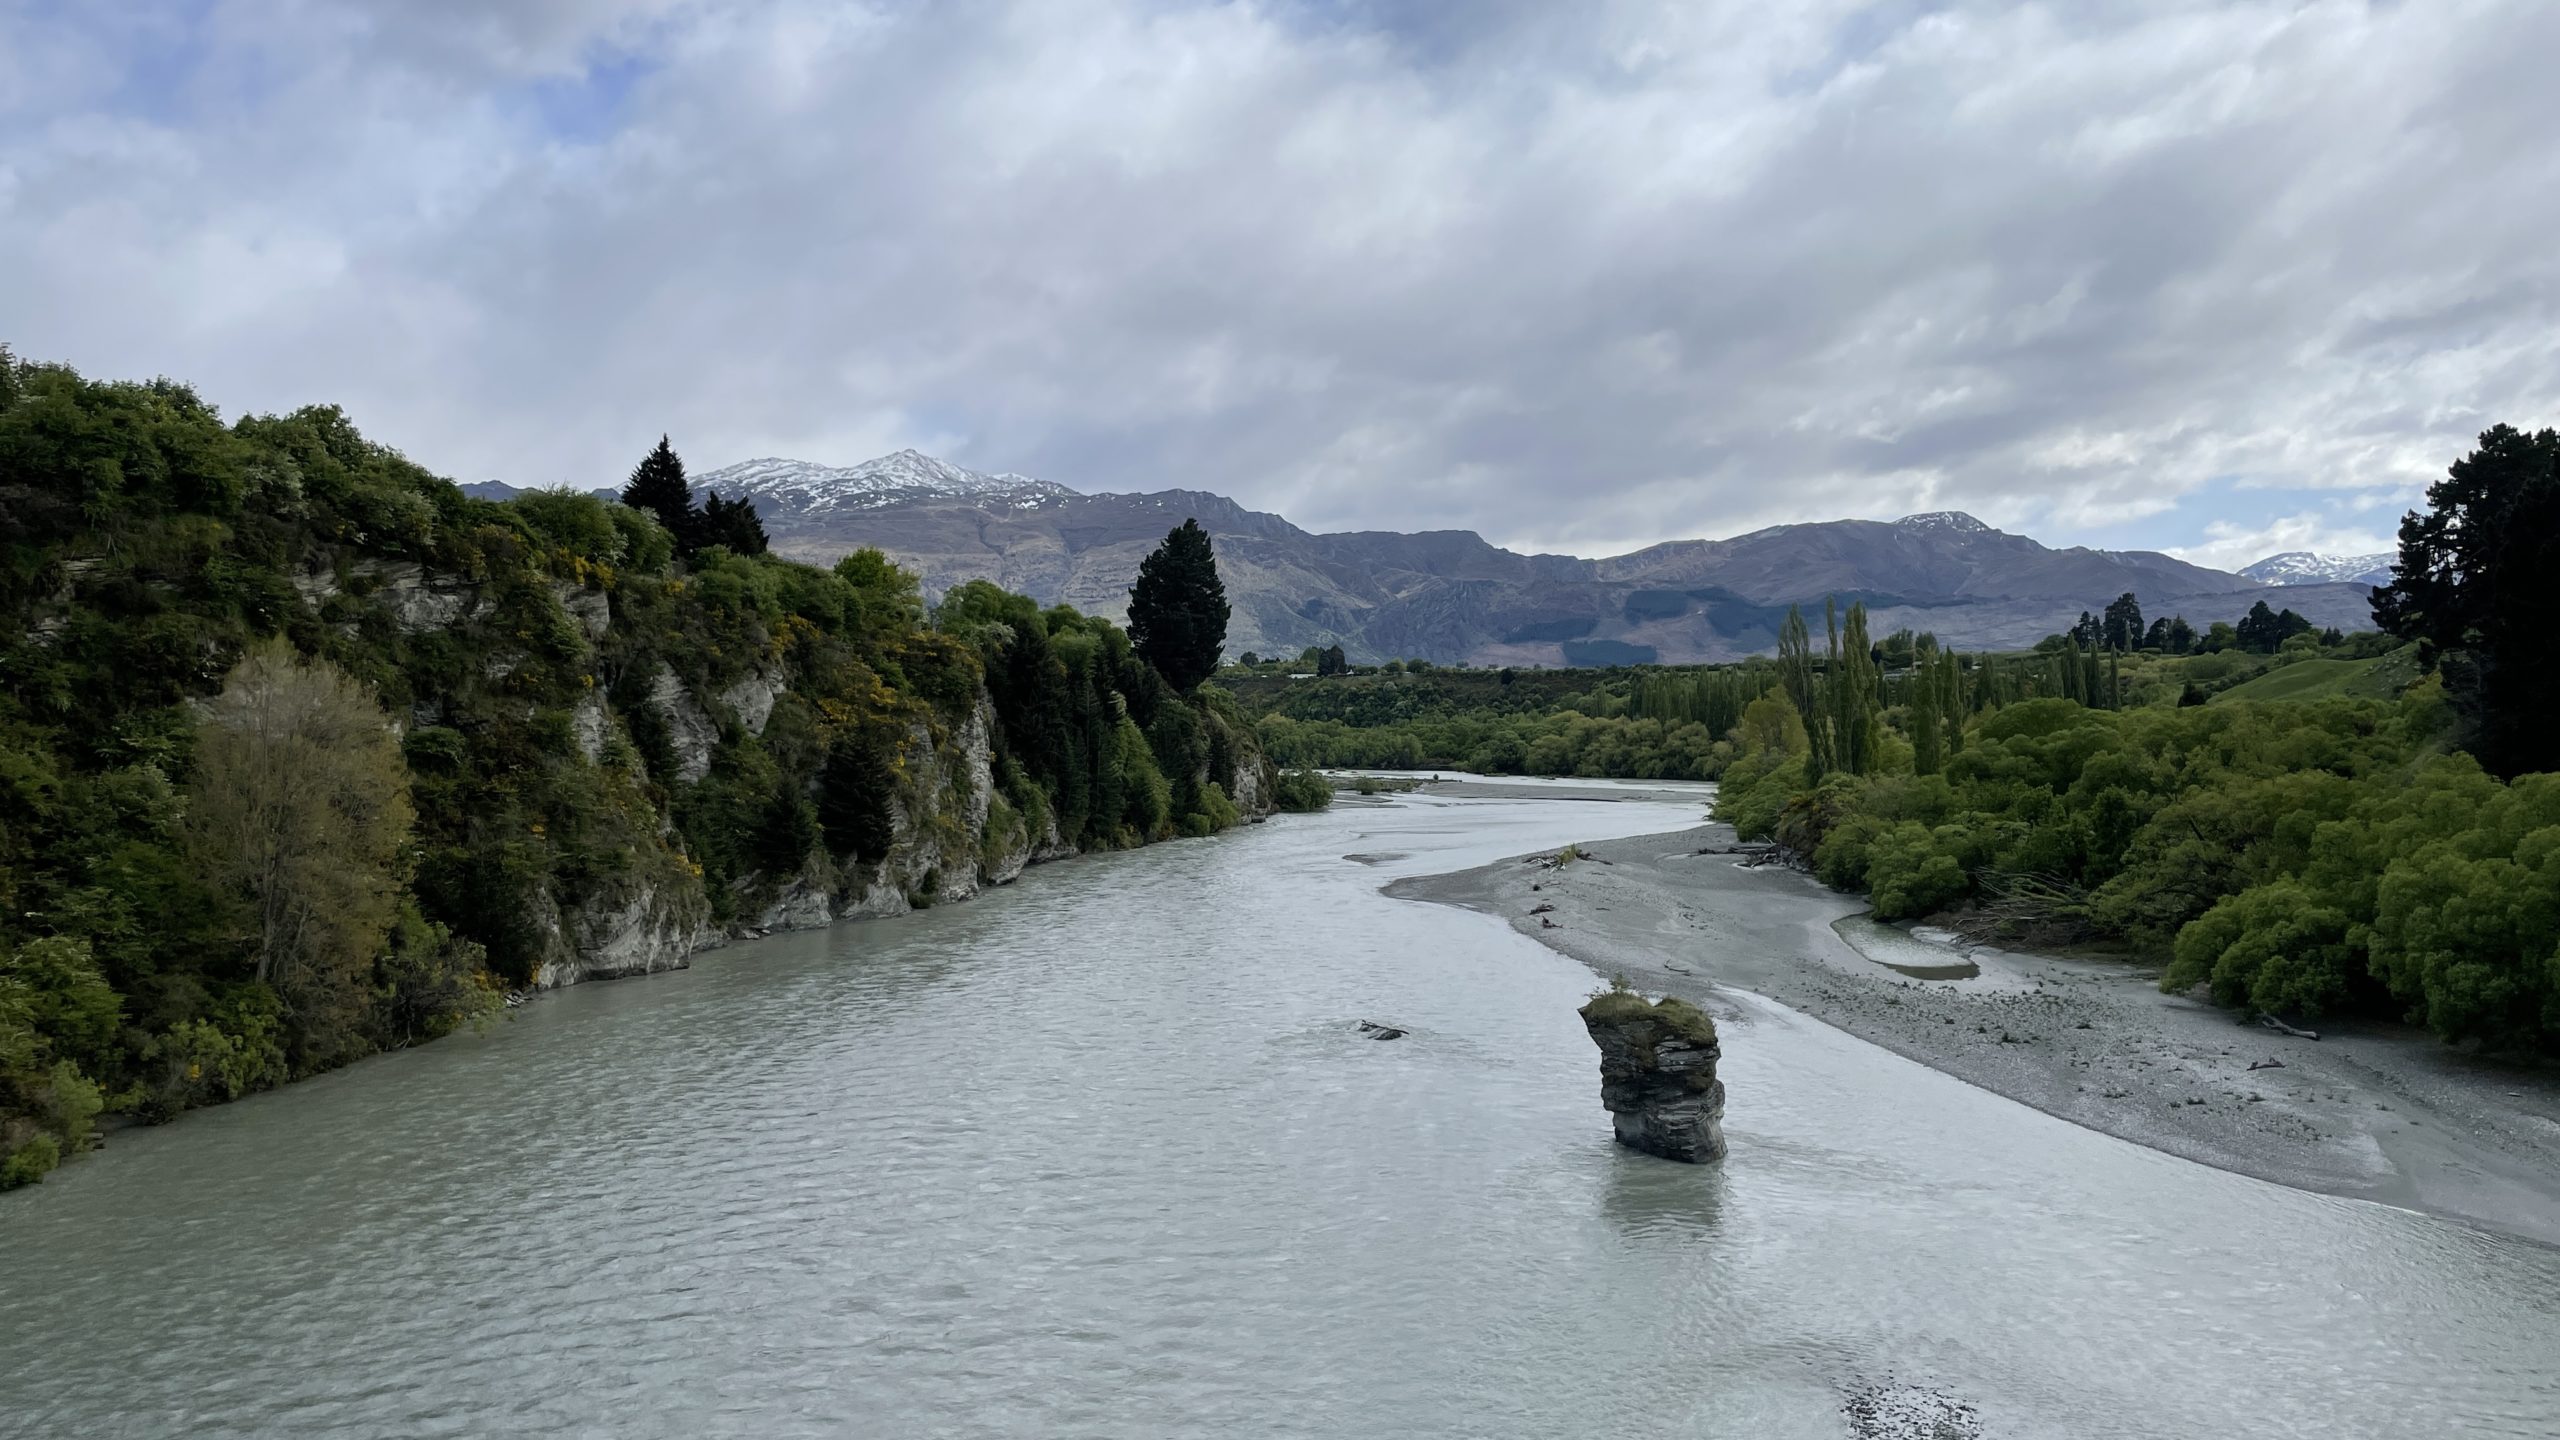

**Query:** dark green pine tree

left=2373, top=423, right=2560, bottom=776
left=818, top=733, right=897, bottom=863
left=1127, top=518, right=1231, bottom=692
left=2102, top=592, right=2144, bottom=652
left=753, top=780, right=819, bottom=875
left=620, top=436, right=698, bottom=545
left=696, top=491, right=769, bottom=556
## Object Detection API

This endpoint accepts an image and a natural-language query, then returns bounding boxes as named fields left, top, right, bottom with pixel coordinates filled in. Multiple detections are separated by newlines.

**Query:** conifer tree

left=620, top=436, right=697, bottom=544
left=697, top=491, right=770, bottom=556
left=2373, top=423, right=2560, bottom=775
left=2102, top=592, right=2144, bottom=652
left=1128, top=519, right=1230, bottom=692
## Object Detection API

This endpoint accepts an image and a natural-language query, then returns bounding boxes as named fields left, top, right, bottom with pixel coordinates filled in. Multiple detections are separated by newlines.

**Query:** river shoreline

left=1387, top=797, right=2560, bottom=1249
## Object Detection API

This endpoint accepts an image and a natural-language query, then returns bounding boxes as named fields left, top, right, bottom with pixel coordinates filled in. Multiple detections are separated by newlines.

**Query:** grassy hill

left=2210, top=645, right=2422, bottom=704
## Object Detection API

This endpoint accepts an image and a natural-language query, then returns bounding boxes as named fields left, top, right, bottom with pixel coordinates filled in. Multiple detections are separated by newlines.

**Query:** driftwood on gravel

left=2256, top=1014, right=2321, bottom=1041
left=1697, top=841, right=1802, bottom=869
left=1939, top=869, right=2097, bottom=946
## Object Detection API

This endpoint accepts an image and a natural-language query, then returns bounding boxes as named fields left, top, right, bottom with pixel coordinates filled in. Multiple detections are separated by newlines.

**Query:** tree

left=753, top=779, right=819, bottom=875
left=1127, top=518, right=1230, bottom=692
left=2102, top=593, right=2144, bottom=652
left=696, top=490, right=769, bottom=556
left=2372, top=424, right=2560, bottom=776
left=818, top=732, right=898, bottom=863
left=1316, top=644, right=1349, bottom=677
left=187, top=644, right=412, bottom=1066
left=1831, top=601, right=1882, bottom=774
left=620, top=436, right=696, bottom=544
left=1776, top=603, right=1832, bottom=779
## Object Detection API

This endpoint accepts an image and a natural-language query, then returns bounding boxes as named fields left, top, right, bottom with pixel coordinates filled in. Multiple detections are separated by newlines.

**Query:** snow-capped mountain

left=2239, top=551, right=2395, bottom=586
left=692, top=450, right=1076, bottom=517
left=1893, top=511, right=1993, bottom=534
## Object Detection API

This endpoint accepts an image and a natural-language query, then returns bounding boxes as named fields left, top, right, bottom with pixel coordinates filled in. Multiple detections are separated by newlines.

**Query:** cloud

left=2171, top=511, right=2400, bottom=574
left=3, top=0, right=2555, bottom=560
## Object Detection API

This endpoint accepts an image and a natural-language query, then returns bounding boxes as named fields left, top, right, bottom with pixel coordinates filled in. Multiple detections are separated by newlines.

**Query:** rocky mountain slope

left=2240, top=550, right=2397, bottom=586
left=716, top=453, right=2375, bottom=664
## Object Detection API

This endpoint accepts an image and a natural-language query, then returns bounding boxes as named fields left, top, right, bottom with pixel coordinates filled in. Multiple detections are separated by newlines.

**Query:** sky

left=3, top=0, right=2556, bottom=570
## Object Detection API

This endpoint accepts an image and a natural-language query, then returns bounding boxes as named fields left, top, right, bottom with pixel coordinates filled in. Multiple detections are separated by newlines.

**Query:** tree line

left=1713, top=423, right=2560, bottom=1055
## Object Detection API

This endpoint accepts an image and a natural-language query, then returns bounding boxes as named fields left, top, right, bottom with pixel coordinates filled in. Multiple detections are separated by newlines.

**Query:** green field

left=2210, top=645, right=2421, bottom=704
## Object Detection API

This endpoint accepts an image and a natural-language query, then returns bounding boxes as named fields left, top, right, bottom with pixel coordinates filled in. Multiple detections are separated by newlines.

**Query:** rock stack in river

left=1578, top=985, right=1726, bottom=1162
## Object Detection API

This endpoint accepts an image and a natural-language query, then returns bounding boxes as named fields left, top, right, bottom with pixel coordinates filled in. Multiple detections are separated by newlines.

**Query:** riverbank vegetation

left=1233, top=427, right=2560, bottom=1058
left=0, top=349, right=1267, bottom=1187
left=1711, top=426, right=2560, bottom=1057
left=1233, top=626, right=2405, bottom=782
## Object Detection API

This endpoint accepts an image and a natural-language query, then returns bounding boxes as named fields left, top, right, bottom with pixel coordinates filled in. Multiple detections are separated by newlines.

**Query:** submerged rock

left=1579, top=986, right=1726, bottom=1162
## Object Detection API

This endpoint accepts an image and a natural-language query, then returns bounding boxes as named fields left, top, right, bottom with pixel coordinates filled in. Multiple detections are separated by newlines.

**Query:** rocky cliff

left=1579, top=987, right=1726, bottom=1163
left=0, top=353, right=1293, bottom=1188
left=532, top=663, right=1275, bottom=987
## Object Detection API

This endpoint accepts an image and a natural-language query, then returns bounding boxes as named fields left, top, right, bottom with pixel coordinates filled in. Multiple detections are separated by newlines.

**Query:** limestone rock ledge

left=1579, top=987, right=1726, bottom=1163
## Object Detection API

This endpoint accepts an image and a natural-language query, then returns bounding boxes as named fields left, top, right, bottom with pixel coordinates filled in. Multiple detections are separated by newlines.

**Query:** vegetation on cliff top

left=0, top=348, right=1270, bottom=1188
left=1582, top=979, right=1718, bottom=1048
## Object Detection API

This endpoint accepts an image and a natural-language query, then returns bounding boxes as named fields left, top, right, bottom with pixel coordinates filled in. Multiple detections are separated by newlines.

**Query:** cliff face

left=538, top=672, right=1276, bottom=987
left=1579, top=990, right=1726, bottom=1163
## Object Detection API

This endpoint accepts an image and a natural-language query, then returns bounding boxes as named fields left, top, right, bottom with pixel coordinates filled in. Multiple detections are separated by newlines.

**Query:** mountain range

left=2237, top=550, right=2398, bottom=586
left=466, top=455, right=2382, bottom=665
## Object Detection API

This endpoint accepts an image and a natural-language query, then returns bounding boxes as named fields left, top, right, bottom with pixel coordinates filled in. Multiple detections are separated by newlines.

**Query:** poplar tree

left=1833, top=601, right=1881, bottom=775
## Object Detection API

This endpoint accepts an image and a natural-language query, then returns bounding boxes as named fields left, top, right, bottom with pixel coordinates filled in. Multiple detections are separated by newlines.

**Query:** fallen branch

left=2256, top=1014, right=2321, bottom=1041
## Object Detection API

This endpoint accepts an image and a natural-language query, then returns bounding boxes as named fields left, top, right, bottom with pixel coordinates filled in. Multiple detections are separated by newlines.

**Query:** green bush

left=2, top=1134, right=61, bottom=1189
left=1271, top=769, right=1333, bottom=812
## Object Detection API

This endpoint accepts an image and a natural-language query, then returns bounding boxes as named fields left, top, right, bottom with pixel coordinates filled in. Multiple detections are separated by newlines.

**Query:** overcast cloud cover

left=4, top=0, right=2556, bottom=567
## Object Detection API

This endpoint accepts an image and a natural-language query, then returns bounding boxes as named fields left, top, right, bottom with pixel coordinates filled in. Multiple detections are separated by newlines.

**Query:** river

left=4, top=787, right=2556, bottom=1438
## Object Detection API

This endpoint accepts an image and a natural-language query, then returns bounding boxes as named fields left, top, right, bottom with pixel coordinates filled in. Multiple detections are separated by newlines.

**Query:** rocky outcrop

left=359, top=561, right=481, bottom=633
left=550, top=580, right=612, bottom=643
left=740, top=697, right=1059, bottom=935
left=718, top=662, right=784, bottom=737
left=291, top=559, right=486, bottom=634
left=1229, top=755, right=1272, bottom=817
left=645, top=667, right=719, bottom=784
left=569, top=692, right=613, bottom=763
left=530, top=879, right=713, bottom=989
left=1579, top=988, right=1726, bottom=1162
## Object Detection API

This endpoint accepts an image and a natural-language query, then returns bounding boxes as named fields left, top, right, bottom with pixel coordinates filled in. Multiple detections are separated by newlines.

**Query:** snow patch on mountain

left=1894, top=511, right=1991, bottom=534
left=694, top=450, right=1076, bottom=515
left=2239, top=551, right=2394, bottom=586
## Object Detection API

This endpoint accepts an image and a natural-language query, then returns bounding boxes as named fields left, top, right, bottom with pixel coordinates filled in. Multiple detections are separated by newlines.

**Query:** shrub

left=1271, top=769, right=1333, bottom=812
left=2, top=1134, right=61, bottom=1189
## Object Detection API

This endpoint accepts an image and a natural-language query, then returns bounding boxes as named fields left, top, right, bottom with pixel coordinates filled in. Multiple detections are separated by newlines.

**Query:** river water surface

left=5, top=789, right=2557, bottom=1438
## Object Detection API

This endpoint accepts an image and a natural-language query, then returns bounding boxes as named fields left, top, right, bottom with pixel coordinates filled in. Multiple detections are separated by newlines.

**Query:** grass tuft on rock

left=1580, top=978, right=1717, bottom=1046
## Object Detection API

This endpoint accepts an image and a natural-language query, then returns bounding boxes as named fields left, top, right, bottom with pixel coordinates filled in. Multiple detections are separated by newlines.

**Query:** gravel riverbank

left=1387, top=796, right=2560, bottom=1248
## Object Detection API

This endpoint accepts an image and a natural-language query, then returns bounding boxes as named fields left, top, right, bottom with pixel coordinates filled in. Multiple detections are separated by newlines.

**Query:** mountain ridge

left=470, top=451, right=2380, bottom=664
left=2241, top=550, right=2397, bottom=586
